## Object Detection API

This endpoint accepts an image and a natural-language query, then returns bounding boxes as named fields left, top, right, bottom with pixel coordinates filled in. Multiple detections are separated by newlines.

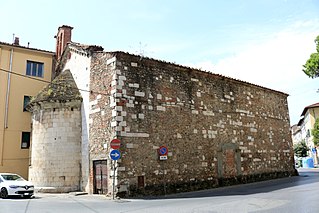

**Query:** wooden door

left=93, top=160, right=108, bottom=194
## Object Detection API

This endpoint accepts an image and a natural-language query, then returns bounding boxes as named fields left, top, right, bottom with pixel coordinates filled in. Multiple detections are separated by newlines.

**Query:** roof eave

left=0, top=41, right=54, bottom=55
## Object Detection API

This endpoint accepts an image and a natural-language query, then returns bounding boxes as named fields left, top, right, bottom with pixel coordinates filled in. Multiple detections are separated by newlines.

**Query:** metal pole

left=112, top=160, right=116, bottom=199
left=4, top=48, right=13, bottom=128
left=163, top=160, right=166, bottom=196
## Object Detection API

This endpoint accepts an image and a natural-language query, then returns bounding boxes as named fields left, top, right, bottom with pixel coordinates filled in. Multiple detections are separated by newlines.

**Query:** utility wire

left=0, top=68, right=109, bottom=96
left=0, top=68, right=296, bottom=120
left=0, top=68, right=51, bottom=84
left=0, top=68, right=292, bottom=121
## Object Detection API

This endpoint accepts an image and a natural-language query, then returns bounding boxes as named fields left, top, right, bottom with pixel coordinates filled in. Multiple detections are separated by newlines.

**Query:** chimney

left=55, top=25, right=73, bottom=60
left=13, top=37, right=20, bottom=45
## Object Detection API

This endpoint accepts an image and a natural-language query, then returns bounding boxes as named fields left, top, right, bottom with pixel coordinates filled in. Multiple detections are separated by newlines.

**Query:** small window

left=21, top=132, right=30, bottom=149
left=26, top=60, right=44, bottom=77
left=137, top=176, right=145, bottom=188
left=23, top=96, right=31, bottom=111
left=307, top=129, right=310, bottom=137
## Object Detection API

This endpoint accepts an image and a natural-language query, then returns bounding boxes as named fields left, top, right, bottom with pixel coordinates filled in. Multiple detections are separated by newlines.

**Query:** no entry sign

left=110, top=138, right=121, bottom=150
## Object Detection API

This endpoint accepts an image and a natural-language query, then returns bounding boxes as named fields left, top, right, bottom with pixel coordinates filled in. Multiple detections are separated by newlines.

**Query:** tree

left=303, top=35, right=319, bottom=78
left=293, top=140, right=309, bottom=157
left=312, top=118, right=319, bottom=147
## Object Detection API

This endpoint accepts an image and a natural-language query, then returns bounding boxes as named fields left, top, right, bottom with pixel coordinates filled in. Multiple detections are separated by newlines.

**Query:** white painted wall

left=63, top=49, right=91, bottom=192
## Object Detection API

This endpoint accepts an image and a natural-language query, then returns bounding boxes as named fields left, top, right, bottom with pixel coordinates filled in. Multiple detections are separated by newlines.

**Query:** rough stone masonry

left=88, top=51, right=296, bottom=197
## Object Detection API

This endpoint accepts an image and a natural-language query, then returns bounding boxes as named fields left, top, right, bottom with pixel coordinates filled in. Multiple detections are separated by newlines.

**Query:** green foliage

left=312, top=118, right=319, bottom=146
left=293, top=140, right=309, bottom=157
left=47, top=88, right=53, bottom=96
left=303, top=53, right=319, bottom=78
left=303, top=35, right=319, bottom=78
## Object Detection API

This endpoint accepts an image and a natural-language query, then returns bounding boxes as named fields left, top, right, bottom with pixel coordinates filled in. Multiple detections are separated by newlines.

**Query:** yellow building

left=0, top=39, right=54, bottom=179
left=297, top=102, right=319, bottom=164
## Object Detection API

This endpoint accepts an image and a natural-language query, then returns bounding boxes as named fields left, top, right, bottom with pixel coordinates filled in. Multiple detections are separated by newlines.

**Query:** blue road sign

left=110, top=149, right=121, bottom=161
left=159, top=146, right=168, bottom=156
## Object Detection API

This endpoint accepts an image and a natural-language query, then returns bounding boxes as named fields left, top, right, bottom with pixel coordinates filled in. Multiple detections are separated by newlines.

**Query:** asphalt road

left=1, top=168, right=319, bottom=213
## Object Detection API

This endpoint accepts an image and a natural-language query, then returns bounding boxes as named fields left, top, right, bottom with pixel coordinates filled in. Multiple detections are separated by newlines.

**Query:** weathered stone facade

left=88, top=52, right=296, bottom=197
left=31, top=25, right=295, bottom=197
left=28, top=70, right=82, bottom=193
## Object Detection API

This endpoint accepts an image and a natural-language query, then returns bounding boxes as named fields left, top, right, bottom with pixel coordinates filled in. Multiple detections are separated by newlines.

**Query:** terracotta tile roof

left=58, top=25, right=73, bottom=30
left=301, top=102, right=319, bottom=116
left=69, top=41, right=104, bottom=52
left=0, top=41, right=54, bottom=54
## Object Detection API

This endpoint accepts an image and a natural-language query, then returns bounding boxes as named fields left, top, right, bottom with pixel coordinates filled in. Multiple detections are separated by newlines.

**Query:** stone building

left=28, top=26, right=296, bottom=196
left=28, top=70, right=82, bottom=192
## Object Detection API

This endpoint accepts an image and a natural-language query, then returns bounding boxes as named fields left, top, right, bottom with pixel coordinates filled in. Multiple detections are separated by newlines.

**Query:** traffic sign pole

left=162, top=159, right=166, bottom=195
left=158, top=145, right=168, bottom=195
left=109, top=149, right=121, bottom=199
left=112, top=160, right=116, bottom=200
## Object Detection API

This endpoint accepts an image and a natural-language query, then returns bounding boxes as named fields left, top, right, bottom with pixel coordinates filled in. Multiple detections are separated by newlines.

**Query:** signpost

left=110, top=149, right=121, bottom=161
left=158, top=145, right=168, bottom=195
left=110, top=138, right=121, bottom=150
left=110, top=139, right=121, bottom=200
left=160, top=155, right=168, bottom=160
left=158, top=146, right=168, bottom=156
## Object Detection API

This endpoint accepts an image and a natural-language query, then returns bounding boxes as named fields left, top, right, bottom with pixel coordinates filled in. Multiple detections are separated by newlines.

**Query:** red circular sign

left=110, top=138, right=121, bottom=149
left=158, top=146, right=168, bottom=156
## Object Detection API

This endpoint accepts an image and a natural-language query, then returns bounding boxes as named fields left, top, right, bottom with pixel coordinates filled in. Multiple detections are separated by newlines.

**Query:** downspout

left=312, top=108, right=319, bottom=164
left=4, top=48, right=13, bottom=128
left=0, top=47, right=2, bottom=166
left=1, top=48, right=13, bottom=166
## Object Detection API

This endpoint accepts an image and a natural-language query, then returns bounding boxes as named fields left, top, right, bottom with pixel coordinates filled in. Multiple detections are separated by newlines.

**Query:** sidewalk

left=32, top=192, right=121, bottom=201
left=297, top=167, right=319, bottom=172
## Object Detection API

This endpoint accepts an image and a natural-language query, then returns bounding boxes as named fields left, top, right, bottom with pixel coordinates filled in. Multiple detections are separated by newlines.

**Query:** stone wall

left=89, top=52, right=296, bottom=197
left=63, top=45, right=92, bottom=192
left=29, top=101, right=82, bottom=193
left=89, top=52, right=117, bottom=194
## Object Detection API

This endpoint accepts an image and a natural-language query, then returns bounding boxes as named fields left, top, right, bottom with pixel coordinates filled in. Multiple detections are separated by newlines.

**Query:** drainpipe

left=312, top=108, right=319, bottom=165
left=1, top=48, right=13, bottom=166
left=0, top=47, right=2, bottom=166
left=4, top=48, right=13, bottom=128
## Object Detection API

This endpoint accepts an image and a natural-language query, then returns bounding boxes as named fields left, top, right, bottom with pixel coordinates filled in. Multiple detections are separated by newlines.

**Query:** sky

left=1, top=0, right=319, bottom=125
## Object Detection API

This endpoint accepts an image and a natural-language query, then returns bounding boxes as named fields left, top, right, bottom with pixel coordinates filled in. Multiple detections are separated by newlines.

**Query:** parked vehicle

left=0, top=173, right=34, bottom=198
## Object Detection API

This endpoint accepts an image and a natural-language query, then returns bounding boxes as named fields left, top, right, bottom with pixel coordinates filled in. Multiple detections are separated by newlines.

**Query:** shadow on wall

left=125, top=170, right=299, bottom=199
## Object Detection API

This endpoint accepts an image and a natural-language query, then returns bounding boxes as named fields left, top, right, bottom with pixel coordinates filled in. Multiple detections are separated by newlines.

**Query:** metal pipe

left=112, top=160, right=115, bottom=199
left=0, top=47, right=3, bottom=166
left=4, top=48, right=13, bottom=128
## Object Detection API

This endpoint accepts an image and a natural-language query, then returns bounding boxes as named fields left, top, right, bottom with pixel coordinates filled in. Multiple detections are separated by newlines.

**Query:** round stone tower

left=28, top=70, right=82, bottom=193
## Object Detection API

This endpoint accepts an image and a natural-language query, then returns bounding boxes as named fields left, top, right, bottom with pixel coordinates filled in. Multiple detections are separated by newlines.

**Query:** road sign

left=110, top=149, right=121, bottom=161
left=159, top=155, right=168, bottom=160
left=110, top=138, right=121, bottom=150
left=158, top=146, right=168, bottom=156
